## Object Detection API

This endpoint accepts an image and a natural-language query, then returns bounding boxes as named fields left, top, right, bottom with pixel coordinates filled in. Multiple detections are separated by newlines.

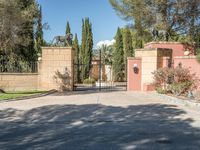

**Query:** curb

left=0, top=90, right=57, bottom=103
left=154, top=93, right=200, bottom=110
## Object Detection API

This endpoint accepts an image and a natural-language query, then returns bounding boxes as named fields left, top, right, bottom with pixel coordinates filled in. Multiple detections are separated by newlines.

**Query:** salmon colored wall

left=127, top=58, right=142, bottom=91
left=174, top=56, right=200, bottom=89
left=145, top=42, right=195, bottom=58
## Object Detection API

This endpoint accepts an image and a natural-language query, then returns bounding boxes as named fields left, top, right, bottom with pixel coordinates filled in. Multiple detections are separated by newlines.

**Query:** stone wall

left=174, top=56, right=200, bottom=89
left=39, top=47, right=74, bottom=91
left=0, top=47, right=74, bottom=92
left=0, top=73, right=38, bottom=91
left=144, top=42, right=195, bottom=58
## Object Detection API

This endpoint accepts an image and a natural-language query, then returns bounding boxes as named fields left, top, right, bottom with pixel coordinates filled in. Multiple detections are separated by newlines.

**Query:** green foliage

left=73, top=34, right=80, bottom=83
left=169, top=81, right=193, bottom=96
left=0, top=91, right=47, bottom=100
left=66, top=21, right=71, bottom=34
left=156, top=87, right=167, bottom=94
left=83, top=78, right=96, bottom=84
left=0, top=0, right=39, bottom=62
left=101, top=45, right=113, bottom=65
left=109, top=0, right=200, bottom=43
left=113, top=28, right=124, bottom=82
left=122, top=28, right=133, bottom=61
left=197, top=53, right=200, bottom=63
left=35, top=5, right=44, bottom=55
left=153, top=67, right=199, bottom=96
left=80, top=18, right=93, bottom=81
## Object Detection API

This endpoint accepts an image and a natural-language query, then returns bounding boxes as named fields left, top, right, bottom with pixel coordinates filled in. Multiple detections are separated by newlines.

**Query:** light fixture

left=133, top=64, right=139, bottom=74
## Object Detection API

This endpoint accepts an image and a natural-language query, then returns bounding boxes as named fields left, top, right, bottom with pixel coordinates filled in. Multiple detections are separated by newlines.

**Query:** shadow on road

left=0, top=104, right=200, bottom=149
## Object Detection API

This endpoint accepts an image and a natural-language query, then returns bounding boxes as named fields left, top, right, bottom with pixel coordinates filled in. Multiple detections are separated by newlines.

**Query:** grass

left=0, top=91, right=47, bottom=100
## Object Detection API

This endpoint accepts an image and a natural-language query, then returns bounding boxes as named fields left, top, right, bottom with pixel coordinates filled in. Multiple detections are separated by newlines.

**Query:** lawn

left=0, top=91, right=47, bottom=100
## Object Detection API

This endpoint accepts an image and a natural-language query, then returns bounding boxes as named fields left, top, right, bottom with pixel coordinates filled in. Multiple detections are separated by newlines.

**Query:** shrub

left=169, top=81, right=193, bottom=96
left=197, top=53, right=200, bottom=63
left=83, top=78, right=96, bottom=84
left=152, top=67, right=174, bottom=93
left=153, top=66, right=199, bottom=96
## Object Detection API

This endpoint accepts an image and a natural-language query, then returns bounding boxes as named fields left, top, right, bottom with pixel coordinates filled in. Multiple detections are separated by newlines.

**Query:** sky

left=37, top=0, right=128, bottom=48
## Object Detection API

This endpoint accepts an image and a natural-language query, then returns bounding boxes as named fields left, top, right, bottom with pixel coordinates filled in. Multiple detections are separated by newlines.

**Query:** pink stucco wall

left=127, top=58, right=142, bottom=91
left=145, top=42, right=195, bottom=58
left=174, top=56, right=200, bottom=89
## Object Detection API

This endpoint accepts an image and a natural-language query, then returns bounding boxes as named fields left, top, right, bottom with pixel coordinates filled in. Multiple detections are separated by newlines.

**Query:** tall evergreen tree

left=80, top=18, right=93, bottom=80
left=66, top=21, right=71, bottom=35
left=65, top=21, right=71, bottom=46
left=17, top=0, right=38, bottom=61
left=35, top=5, right=43, bottom=55
left=80, top=19, right=86, bottom=81
left=113, top=28, right=124, bottom=82
left=73, top=34, right=80, bottom=82
left=123, top=28, right=133, bottom=62
left=123, top=28, right=133, bottom=79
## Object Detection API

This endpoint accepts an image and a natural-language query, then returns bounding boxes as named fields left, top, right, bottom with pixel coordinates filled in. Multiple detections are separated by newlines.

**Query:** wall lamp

left=133, top=64, right=139, bottom=74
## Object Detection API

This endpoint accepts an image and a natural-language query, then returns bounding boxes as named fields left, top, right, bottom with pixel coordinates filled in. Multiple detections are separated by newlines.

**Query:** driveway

left=0, top=92, right=200, bottom=150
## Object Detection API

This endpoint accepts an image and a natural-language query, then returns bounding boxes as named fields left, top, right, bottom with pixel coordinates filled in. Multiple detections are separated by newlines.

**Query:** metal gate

left=73, top=62, right=127, bottom=91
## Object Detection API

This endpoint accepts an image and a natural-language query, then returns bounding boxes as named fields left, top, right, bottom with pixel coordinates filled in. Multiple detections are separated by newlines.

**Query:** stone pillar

left=39, top=47, right=74, bottom=91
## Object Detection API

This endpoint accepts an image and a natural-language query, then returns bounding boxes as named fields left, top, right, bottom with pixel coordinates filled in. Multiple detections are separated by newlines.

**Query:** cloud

left=96, top=39, right=115, bottom=48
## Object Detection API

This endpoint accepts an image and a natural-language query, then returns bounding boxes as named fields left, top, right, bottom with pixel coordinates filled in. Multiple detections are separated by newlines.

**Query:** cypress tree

left=113, top=27, right=124, bottom=82
left=123, top=28, right=133, bottom=63
left=80, top=19, right=86, bottom=81
left=123, top=28, right=133, bottom=79
left=35, top=5, right=43, bottom=55
left=73, top=34, right=80, bottom=82
left=66, top=21, right=71, bottom=35
left=80, top=18, right=93, bottom=80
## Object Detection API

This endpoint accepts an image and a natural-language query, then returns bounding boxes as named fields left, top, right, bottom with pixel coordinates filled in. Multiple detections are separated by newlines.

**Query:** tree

left=0, top=0, right=39, bottom=61
left=123, top=28, right=133, bottom=62
left=109, top=0, right=152, bottom=47
left=113, top=28, right=124, bottom=81
left=73, top=34, right=80, bottom=82
left=109, top=0, right=200, bottom=43
left=0, top=0, right=22, bottom=54
left=101, top=45, right=113, bottom=65
left=35, top=5, right=44, bottom=55
left=80, top=18, right=93, bottom=81
left=17, top=0, right=38, bottom=61
left=66, top=21, right=71, bottom=35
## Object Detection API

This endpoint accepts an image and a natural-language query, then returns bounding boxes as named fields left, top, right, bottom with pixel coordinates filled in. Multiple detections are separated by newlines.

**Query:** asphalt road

left=0, top=91, right=200, bottom=150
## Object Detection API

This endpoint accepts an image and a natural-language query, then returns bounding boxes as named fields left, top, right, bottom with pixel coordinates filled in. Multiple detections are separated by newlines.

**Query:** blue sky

left=37, top=0, right=128, bottom=48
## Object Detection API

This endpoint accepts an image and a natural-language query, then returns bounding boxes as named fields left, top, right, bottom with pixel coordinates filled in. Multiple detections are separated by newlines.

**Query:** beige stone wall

left=39, top=47, right=74, bottom=91
left=0, top=73, right=38, bottom=91
left=135, top=49, right=158, bottom=91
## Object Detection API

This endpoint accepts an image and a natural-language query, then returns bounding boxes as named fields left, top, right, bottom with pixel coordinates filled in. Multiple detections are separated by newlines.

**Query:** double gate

left=73, top=62, right=127, bottom=91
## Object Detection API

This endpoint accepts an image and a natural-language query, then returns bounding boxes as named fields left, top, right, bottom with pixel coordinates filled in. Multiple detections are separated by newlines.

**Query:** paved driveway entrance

left=0, top=92, right=200, bottom=149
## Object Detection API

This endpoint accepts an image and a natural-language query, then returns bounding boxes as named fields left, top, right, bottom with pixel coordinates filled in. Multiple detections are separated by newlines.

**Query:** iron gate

left=73, top=62, right=127, bottom=91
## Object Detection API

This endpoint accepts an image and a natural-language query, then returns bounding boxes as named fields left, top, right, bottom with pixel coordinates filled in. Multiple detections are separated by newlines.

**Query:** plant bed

left=0, top=90, right=56, bottom=102
left=155, top=92, right=200, bottom=111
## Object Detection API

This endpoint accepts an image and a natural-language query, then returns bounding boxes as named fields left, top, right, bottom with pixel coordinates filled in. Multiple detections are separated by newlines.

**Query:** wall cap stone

left=136, top=48, right=157, bottom=51
left=127, top=57, right=142, bottom=60
left=136, top=48, right=172, bottom=51
left=0, top=73, right=38, bottom=75
left=174, top=56, right=197, bottom=59
left=41, top=47, right=73, bottom=49
left=145, top=41, right=188, bottom=46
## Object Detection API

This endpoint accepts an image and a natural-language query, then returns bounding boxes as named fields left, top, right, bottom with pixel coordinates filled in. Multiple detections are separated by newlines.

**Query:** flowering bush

left=153, top=66, right=199, bottom=96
